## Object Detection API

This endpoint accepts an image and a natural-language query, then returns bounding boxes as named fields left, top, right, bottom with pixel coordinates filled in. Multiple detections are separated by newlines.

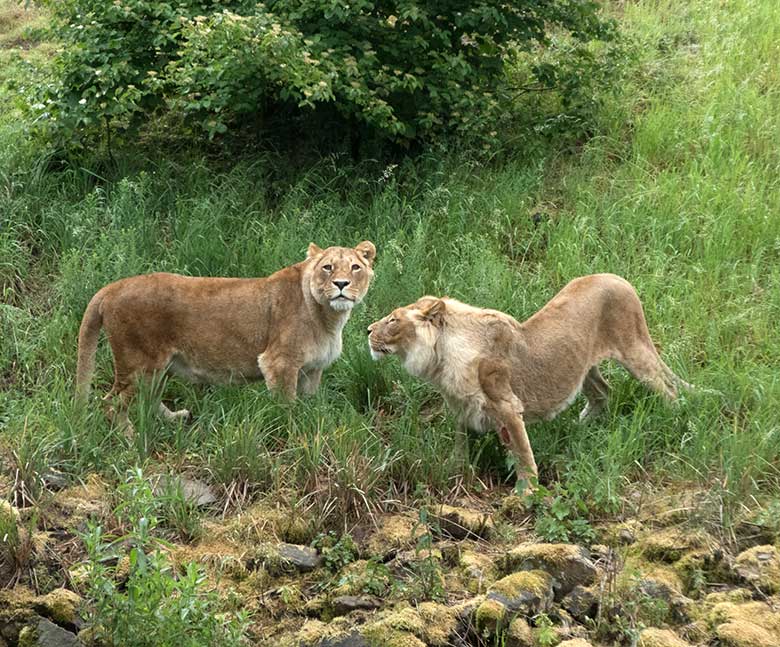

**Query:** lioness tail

left=75, top=290, right=105, bottom=403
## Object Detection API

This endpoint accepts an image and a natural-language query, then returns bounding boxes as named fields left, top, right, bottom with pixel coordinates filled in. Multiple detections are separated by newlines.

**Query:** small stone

left=330, top=596, right=382, bottom=616
left=638, top=628, right=693, bottom=647
left=561, top=585, right=598, bottom=622
left=432, top=505, right=494, bottom=540
left=503, top=543, right=597, bottom=599
left=618, top=528, right=636, bottom=545
left=734, top=545, right=780, bottom=593
left=277, top=543, right=323, bottom=572
left=558, top=640, right=594, bottom=647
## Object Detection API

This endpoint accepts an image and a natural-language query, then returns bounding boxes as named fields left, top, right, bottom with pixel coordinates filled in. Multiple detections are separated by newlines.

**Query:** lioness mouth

left=332, top=295, right=354, bottom=301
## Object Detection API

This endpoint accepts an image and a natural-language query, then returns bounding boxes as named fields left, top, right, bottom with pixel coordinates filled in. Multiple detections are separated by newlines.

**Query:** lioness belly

left=168, top=353, right=262, bottom=384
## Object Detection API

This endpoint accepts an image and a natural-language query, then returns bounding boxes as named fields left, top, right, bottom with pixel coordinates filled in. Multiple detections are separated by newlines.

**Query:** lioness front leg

left=258, top=349, right=301, bottom=399
left=298, top=368, right=323, bottom=396
left=478, top=360, right=538, bottom=488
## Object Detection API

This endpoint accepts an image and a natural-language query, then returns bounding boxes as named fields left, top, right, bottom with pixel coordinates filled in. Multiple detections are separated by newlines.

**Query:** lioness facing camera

left=368, top=274, right=691, bottom=484
left=76, top=241, right=376, bottom=432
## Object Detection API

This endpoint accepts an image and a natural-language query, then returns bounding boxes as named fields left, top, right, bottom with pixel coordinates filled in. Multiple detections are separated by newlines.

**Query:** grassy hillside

left=1, top=0, right=779, bottom=643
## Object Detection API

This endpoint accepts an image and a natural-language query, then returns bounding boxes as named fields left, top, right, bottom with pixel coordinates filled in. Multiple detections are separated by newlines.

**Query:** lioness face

left=367, top=297, right=445, bottom=361
left=307, top=241, right=376, bottom=312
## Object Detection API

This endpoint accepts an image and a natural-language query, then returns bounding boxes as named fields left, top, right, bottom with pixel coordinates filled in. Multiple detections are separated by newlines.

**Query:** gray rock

left=562, top=585, right=598, bottom=621
left=484, top=571, right=554, bottom=617
left=636, top=578, right=693, bottom=623
left=317, top=631, right=369, bottom=647
left=153, top=475, right=217, bottom=507
left=331, top=595, right=382, bottom=616
left=20, top=617, right=83, bottom=647
left=618, top=528, right=636, bottom=545
left=278, top=543, right=323, bottom=572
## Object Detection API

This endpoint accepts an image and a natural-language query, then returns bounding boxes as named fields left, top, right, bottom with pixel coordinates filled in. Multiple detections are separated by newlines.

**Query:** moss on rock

left=459, top=550, right=497, bottom=594
left=637, top=628, right=693, bottom=647
left=638, top=528, right=709, bottom=563
left=506, top=617, right=533, bottom=647
left=491, top=570, right=553, bottom=600
left=360, top=603, right=456, bottom=647
left=475, top=598, right=507, bottom=635
left=295, top=617, right=355, bottom=646
left=433, top=505, right=494, bottom=540
left=33, top=588, right=81, bottom=627
left=497, top=495, right=528, bottom=522
left=734, top=545, right=780, bottom=593
left=362, top=627, right=425, bottom=647
left=716, top=621, right=777, bottom=647
left=503, top=544, right=596, bottom=598
left=476, top=570, right=554, bottom=636
left=365, top=515, right=420, bottom=558
left=707, top=601, right=780, bottom=634
left=557, top=640, right=594, bottom=647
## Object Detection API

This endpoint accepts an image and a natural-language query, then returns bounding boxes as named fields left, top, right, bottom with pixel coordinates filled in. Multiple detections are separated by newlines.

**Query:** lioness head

left=306, top=241, right=376, bottom=312
left=367, top=297, right=446, bottom=369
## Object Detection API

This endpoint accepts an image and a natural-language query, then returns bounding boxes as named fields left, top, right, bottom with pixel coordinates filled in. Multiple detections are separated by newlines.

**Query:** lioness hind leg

left=579, top=366, right=610, bottom=421
left=103, top=382, right=136, bottom=438
left=619, top=342, right=678, bottom=401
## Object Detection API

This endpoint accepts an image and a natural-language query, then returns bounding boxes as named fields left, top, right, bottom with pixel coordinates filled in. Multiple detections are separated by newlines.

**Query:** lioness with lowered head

left=76, top=241, right=376, bottom=432
left=368, top=274, right=691, bottom=485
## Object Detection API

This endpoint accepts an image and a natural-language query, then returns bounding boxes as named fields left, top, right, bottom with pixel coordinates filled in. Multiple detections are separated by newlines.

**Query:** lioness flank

left=367, top=274, right=691, bottom=485
left=76, top=241, right=376, bottom=433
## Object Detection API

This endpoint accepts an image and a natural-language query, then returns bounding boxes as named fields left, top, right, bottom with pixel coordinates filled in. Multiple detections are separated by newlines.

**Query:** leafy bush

left=81, top=471, right=247, bottom=647
left=311, top=530, right=358, bottom=572
left=523, top=482, right=596, bottom=544
left=39, top=0, right=615, bottom=145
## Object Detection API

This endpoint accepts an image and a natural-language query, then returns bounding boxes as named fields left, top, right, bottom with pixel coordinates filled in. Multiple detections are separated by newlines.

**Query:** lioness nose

left=366, top=327, right=372, bottom=336
left=333, top=280, right=350, bottom=290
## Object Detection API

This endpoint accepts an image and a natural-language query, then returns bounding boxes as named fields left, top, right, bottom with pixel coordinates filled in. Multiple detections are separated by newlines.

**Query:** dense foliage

left=39, top=0, right=614, bottom=144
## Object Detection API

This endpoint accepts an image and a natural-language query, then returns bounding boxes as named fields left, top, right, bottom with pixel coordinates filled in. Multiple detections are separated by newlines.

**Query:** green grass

left=1, top=0, right=779, bottom=528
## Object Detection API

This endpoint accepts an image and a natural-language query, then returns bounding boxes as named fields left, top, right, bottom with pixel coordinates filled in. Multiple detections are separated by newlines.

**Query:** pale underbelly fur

left=459, top=379, right=585, bottom=432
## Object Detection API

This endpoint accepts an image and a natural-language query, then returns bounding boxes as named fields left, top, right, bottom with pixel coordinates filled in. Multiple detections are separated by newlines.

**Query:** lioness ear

left=419, top=298, right=446, bottom=325
left=307, top=243, right=323, bottom=259
left=355, top=240, right=376, bottom=266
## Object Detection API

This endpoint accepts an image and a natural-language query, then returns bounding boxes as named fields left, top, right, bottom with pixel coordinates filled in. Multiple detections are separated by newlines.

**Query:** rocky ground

left=1, top=477, right=779, bottom=647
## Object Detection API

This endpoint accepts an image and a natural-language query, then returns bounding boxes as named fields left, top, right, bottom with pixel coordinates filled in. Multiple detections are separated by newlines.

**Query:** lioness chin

left=76, top=241, right=376, bottom=433
left=368, top=274, right=692, bottom=487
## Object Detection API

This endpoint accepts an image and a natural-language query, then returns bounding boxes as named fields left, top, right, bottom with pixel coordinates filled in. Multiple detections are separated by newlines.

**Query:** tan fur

left=76, top=241, right=376, bottom=432
left=368, top=274, right=691, bottom=483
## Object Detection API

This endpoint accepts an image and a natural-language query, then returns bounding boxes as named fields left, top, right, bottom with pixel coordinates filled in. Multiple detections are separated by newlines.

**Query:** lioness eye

left=322, top=264, right=333, bottom=272
left=351, top=264, right=361, bottom=271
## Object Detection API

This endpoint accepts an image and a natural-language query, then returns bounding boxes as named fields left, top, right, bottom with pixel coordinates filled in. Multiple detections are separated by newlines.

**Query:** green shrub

left=81, top=471, right=247, bottom=647
left=39, top=0, right=614, bottom=145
